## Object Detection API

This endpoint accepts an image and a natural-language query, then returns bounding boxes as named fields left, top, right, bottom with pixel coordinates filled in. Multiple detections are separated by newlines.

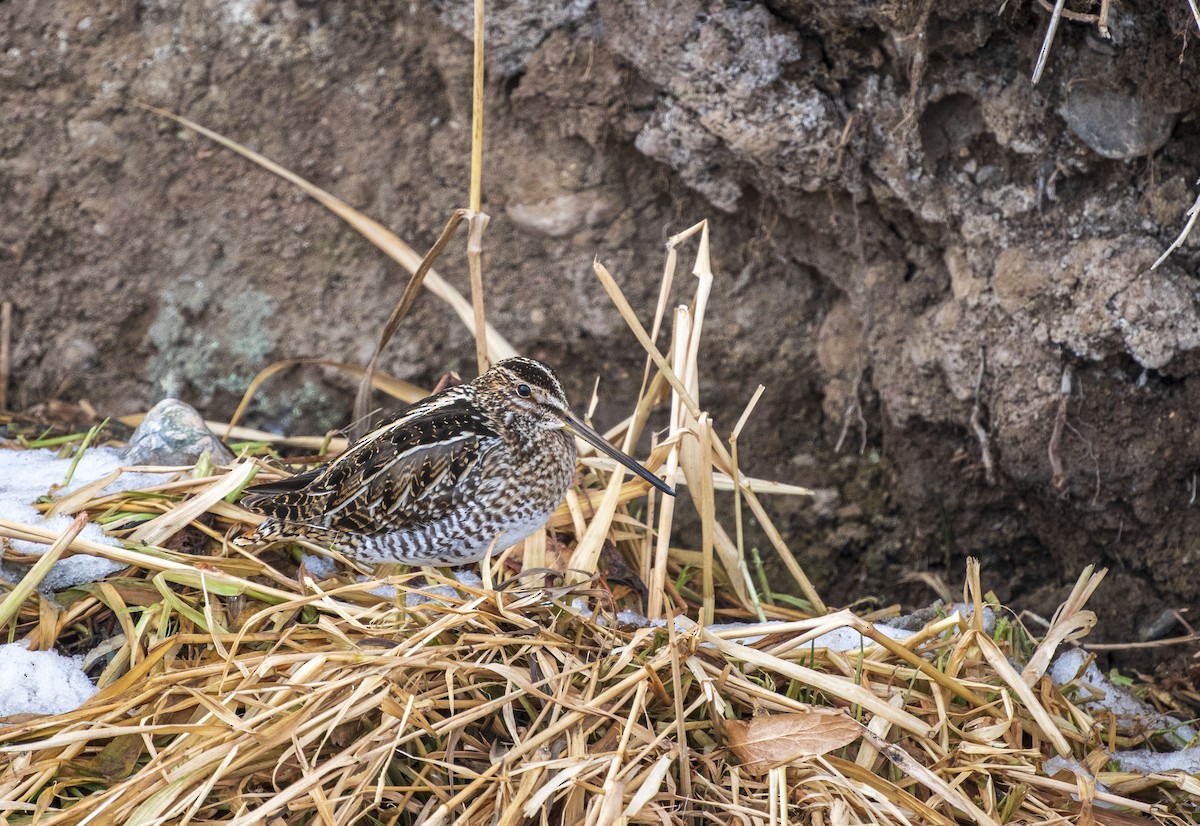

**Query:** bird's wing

left=241, top=467, right=324, bottom=511
left=244, top=396, right=501, bottom=535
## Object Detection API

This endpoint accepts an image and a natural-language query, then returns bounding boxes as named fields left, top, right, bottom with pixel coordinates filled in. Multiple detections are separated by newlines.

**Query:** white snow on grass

left=1112, top=747, right=1200, bottom=774
left=0, top=642, right=97, bottom=719
left=1052, top=648, right=1198, bottom=750
left=0, top=445, right=176, bottom=591
left=396, top=568, right=484, bottom=605
left=599, top=610, right=918, bottom=650
left=1045, top=743, right=1200, bottom=787
left=300, top=554, right=484, bottom=604
left=1051, top=648, right=1157, bottom=718
left=299, top=552, right=339, bottom=579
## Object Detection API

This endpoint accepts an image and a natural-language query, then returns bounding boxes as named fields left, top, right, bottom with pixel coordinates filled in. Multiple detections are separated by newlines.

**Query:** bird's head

left=482, top=357, right=674, bottom=496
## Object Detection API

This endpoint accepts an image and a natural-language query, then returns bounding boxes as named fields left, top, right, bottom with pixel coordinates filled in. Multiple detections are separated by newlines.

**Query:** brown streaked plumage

left=237, top=357, right=674, bottom=565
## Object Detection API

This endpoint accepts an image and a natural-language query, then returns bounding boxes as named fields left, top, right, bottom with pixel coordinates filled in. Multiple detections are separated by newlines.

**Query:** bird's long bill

left=564, top=413, right=676, bottom=497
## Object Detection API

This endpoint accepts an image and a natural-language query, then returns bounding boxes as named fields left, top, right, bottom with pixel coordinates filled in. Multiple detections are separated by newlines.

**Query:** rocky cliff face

left=4, top=1, right=1199, bottom=658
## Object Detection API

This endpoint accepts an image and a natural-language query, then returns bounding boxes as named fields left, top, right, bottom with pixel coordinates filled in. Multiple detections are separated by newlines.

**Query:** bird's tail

left=233, top=517, right=348, bottom=549
left=240, top=467, right=329, bottom=518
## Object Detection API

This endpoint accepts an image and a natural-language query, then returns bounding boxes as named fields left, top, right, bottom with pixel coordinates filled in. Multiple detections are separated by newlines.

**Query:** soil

left=3, top=1, right=1199, bottom=674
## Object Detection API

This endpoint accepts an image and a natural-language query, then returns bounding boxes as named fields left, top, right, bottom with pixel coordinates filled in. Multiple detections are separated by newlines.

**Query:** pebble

left=1059, top=80, right=1175, bottom=160
left=123, top=399, right=235, bottom=466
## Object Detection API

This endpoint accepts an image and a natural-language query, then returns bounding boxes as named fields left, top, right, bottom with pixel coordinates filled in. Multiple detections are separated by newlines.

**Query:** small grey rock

left=1059, top=79, right=1176, bottom=160
left=1138, top=608, right=1182, bottom=642
left=431, top=0, right=594, bottom=77
left=506, top=193, right=591, bottom=238
left=505, top=189, right=624, bottom=238
left=123, top=399, right=235, bottom=466
left=884, top=602, right=996, bottom=634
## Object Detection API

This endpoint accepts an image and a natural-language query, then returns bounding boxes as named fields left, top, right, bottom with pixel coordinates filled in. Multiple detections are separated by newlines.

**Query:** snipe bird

left=238, top=357, right=674, bottom=565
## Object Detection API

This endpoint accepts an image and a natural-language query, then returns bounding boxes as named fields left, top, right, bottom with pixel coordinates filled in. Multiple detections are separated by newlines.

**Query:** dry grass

left=1, top=499, right=1196, bottom=824
left=1, top=226, right=1197, bottom=825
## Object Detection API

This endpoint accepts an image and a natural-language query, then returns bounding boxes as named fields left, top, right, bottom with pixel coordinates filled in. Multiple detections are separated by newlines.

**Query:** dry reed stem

left=466, top=0, right=490, bottom=378
left=0, top=300, right=11, bottom=413
left=1152, top=188, right=1200, bottom=270
left=1032, top=0, right=1066, bottom=84
left=0, top=514, right=85, bottom=630
left=592, top=230, right=822, bottom=613
left=466, top=211, right=491, bottom=376
left=1022, top=564, right=1104, bottom=684
left=352, top=208, right=472, bottom=439
left=469, top=0, right=485, bottom=215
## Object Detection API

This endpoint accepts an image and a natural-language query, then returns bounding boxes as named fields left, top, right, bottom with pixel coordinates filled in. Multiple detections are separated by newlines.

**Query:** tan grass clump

left=1, top=516, right=1194, bottom=824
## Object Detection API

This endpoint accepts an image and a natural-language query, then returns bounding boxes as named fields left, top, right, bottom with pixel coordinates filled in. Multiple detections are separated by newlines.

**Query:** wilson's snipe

left=238, top=357, right=674, bottom=565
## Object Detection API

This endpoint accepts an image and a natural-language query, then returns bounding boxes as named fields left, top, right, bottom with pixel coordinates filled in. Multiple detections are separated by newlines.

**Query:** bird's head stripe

left=498, top=358, right=562, bottom=393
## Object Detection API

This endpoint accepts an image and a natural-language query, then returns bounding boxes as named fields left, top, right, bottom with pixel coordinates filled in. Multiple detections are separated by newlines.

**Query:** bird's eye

left=517, top=383, right=532, bottom=398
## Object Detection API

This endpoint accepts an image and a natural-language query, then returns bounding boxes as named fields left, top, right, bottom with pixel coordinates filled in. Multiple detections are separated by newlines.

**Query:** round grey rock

left=123, top=399, right=235, bottom=466
left=1059, top=79, right=1176, bottom=160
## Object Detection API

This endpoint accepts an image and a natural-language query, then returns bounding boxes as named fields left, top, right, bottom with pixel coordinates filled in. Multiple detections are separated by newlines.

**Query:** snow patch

left=0, top=642, right=97, bottom=719
left=0, top=445, right=176, bottom=591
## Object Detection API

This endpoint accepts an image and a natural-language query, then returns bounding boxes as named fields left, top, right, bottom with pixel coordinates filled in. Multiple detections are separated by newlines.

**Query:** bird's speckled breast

left=351, top=428, right=577, bottom=564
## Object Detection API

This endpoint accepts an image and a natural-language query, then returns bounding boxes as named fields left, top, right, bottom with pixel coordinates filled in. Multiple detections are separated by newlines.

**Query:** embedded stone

left=123, top=399, right=234, bottom=466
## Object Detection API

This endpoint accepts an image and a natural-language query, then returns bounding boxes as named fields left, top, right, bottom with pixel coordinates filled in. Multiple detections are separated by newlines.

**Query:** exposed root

left=1032, top=0, right=1067, bottom=84
left=1151, top=184, right=1200, bottom=270
left=969, top=346, right=996, bottom=486
left=834, top=372, right=868, bottom=455
left=1048, top=362, right=1074, bottom=491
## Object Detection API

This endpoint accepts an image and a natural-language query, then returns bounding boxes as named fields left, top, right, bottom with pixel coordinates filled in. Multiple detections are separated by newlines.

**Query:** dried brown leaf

left=726, top=709, right=861, bottom=774
left=66, top=733, right=144, bottom=780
